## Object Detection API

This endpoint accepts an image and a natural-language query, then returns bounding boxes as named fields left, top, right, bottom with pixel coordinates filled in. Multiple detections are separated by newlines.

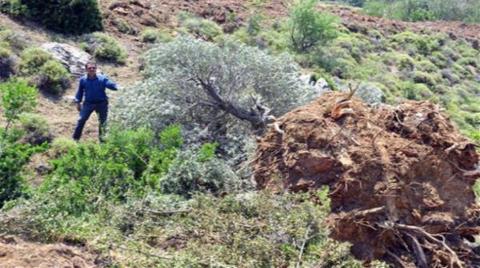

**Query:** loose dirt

left=254, top=92, right=480, bottom=267
left=0, top=235, right=99, bottom=268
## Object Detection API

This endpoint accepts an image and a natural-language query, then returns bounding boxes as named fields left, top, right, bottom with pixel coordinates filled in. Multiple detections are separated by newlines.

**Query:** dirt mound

left=0, top=236, right=99, bottom=268
left=254, top=92, right=480, bottom=267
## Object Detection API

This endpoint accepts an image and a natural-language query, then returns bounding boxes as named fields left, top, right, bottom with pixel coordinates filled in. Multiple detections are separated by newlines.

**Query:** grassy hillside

left=0, top=0, right=479, bottom=267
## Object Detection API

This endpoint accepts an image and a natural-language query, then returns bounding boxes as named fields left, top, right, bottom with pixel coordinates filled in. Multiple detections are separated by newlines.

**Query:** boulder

left=41, top=43, right=92, bottom=77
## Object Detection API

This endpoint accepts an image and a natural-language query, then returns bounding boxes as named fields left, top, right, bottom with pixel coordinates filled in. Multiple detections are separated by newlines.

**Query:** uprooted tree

left=254, top=92, right=480, bottom=267
left=113, top=36, right=313, bottom=145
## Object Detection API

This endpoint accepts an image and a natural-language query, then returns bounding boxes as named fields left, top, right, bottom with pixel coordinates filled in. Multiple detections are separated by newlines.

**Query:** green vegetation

left=82, top=32, right=127, bottom=64
left=0, top=0, right=103, bottom=34
left=0, top=0, right=479, bottom=266
left=141, top=28, right=173, bottom=43
left=0, top=78, right=36, bottom=131
left=178, top=12, right=224, bottom=41
left=18, top=48, right=70, bottom=94
left=37, top=60, right=70, bottom=94
left=364, top=0, right=480, bottom=23
left=288, top=0, right=338, bottom=52
left=0, top=79, right=44, bottom=207
left=18, top=47, right=53, bottom=76
left=18, top=113, right=52, bottom=145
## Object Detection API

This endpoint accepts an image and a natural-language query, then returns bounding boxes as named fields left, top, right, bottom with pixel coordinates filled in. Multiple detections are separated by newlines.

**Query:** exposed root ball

left=254, top=92, right=480, bottom=267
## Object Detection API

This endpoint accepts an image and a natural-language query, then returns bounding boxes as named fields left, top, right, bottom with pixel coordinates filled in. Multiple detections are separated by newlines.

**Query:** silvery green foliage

left=113, top=36, right=313, bottom=133
left=159, top=149, right=252, bottom=197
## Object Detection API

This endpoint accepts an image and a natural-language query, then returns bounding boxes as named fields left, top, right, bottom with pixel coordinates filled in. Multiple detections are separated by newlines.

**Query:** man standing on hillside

left=72, top=61, right=118, bottom=141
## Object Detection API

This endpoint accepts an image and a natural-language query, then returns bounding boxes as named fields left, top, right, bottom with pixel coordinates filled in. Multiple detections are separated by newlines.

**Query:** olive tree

left=114, top=36, right=313, bottom=135
left=113, top=36, right=314, bottom=159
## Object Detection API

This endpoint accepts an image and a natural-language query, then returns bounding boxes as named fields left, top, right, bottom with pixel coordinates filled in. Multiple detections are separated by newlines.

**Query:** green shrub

left=0, top=46, right=16, bottom=79
left=48, top=137, right=77, bottom=158
left=364, top=0, right=480, bottom=23
left=37, top=60, right=70, bottom=95
left=400, top=81, right=433, bottom=100
left=383, top=52, right=414, bottom=70
left=140, top=28, right=172, bottom=43
left=19, top=47, right=53, bottom=76
left=288, top=0, right=338, bottom=52
left=0, top=29, right=27, bottom=51
left=179, top=15, right=224, bottom=41
left=0, top=0, right=26, bottom=17
left=159, top=147, right=247, bottom=198
left=412, top=71, right=440, bottom=86
left=83, top=33, right=127, bottom=64
left=18, top=0, right=102, bottom=34
left=0, top=79, right=41, bottom=207
left=38, top=126, right=181, bottom=215
left=0, top=78, right=37, bottom=131
left=18, top=113, right=52, bottom=145
left=0, top=132, right=44, bottom=208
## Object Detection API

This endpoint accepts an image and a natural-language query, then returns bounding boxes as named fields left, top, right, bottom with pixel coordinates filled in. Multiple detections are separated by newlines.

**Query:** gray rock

left=300, top=74, right=331, bottom=96
left=338, top=81, right=385, bottom=105
left=41, top=43, right=92, bottom=77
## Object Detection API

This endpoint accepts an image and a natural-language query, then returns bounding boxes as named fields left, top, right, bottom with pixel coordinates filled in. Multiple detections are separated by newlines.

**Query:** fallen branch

left=296, top=224, right=312, bottom=268
left=396, top=223, right=464, bottom=268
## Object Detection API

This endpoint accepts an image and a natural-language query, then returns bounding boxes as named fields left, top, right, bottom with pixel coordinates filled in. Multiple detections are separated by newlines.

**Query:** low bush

left=18, top=48, right=69, bottom=94
left=37, top=60, right=70, bottom=94
left=0, top=29, right=27, bottom=52
left=83, top=33, right=127, bottom=64
left=159, top=145, right=251, bottom=198
left=178, top=13, right=223, bottom=41
left=38, top=126, right=182, bottom=215
left=18, top=113, right=52, bottom=145
left=18, top=47, right=52, bottom=76
left=140, top=28, right=172, bottom=43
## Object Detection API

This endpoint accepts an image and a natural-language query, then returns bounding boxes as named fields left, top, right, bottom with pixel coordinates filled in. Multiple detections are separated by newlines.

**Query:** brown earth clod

left=253, top=92, right=480, bottom=267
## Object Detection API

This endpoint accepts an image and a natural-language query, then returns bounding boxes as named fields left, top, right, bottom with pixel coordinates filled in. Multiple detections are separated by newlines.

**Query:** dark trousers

left=73, top=101, right=108, bottom=141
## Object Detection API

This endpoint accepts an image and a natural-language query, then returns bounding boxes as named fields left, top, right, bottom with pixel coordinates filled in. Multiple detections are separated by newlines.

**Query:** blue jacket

left=74, top=74, right=118, bottom=104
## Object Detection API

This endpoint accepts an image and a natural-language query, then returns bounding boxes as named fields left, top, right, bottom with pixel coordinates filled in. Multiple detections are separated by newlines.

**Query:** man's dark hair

left=85, top=61, right=97, bottom=69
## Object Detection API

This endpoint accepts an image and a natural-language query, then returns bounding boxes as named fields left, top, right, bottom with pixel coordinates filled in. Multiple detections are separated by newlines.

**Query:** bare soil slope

left=254, top=92, right=480, bottom=267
